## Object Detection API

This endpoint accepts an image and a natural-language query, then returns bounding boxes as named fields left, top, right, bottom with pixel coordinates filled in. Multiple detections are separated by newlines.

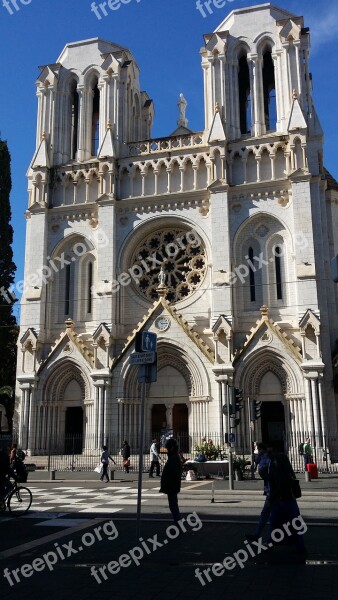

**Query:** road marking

left=183, top=481, right=212, bottom=491
left=0, top=518, right=106, bottom=560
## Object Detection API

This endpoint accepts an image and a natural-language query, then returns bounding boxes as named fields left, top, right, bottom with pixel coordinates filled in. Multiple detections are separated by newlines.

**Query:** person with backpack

left=303, top=437, right=313, bottom=471
left=10, top=445, right=28, bottom=483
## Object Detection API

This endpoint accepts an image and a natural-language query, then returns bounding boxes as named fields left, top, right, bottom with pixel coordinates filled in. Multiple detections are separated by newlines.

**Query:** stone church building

left=15, top=3, right=338, bottom=457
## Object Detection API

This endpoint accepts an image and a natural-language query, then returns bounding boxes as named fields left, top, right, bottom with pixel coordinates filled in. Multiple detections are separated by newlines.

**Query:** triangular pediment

left=38, top=320, right=94, bottom=373
left=287, top=97, right=307, bottom=132
left=31, top=136, right=50, bottom=169
left=279, top=18, right=302, bottom=42
left=288, top=168, right=311, bottom=182
left=234, top=306, right=302, bottom=363
left=212, top=315, right=232, bottom=338
left=299, top=309, right=320, bottom=334
left=98, top=125, right=115, bottom=159
left=20, top=328, right=38, bottom=349
left=114, top=297, right=215, bottom=367
left=36, top=64, right=59, bottom=86
left=208, top=178, right=228, bottom=192
left=208, top=110, right=226, bottom=143
left=93, top=322, right=112, bottom=344
left=205, top=33, right=227, bottom=55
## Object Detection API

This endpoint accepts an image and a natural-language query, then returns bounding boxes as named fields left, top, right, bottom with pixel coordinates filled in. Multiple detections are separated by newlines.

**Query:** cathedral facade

left=15, top=3, right=338, bottom=457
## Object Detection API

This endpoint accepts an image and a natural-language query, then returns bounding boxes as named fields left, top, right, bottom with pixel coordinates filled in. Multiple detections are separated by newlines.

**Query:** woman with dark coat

left=159, top=438, right=182, bottom=523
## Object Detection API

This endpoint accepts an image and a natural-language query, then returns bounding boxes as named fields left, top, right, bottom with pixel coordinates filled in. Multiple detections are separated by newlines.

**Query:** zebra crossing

left=25, top=485, right=160, bottom=515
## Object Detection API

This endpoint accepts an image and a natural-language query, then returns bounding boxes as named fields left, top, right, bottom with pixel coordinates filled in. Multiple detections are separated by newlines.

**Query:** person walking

left=149, top=439, right=161, bottom=477
left=121, top=440, right=131, bottom=474
left=159, top=438, right=182, bottom=523
left=267, top=446, right=306, bottom=554
left=303, top=437, right=313, bottom=471
left=246, top=442, right=271, bottom=542
left=100, top=445, right=116, bottom=483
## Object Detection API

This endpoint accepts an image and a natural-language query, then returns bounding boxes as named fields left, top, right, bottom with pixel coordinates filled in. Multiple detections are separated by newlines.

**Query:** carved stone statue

left=177, top=93, right=188, bottom=128
left=158, top=266, right=166, bottom=287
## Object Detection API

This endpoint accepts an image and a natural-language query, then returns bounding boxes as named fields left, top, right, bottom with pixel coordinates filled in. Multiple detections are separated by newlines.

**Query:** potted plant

left=232, top=456, right=247, bottom=480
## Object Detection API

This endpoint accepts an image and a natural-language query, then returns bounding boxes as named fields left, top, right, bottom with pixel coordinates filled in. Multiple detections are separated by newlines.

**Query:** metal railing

left=5, top=431, right=338, bottom=474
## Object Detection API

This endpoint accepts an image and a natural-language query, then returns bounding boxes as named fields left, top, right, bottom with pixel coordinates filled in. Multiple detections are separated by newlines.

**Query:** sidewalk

left=1, top=508, right=337, bottom=600
left=27, top=469, right=338, bottom=491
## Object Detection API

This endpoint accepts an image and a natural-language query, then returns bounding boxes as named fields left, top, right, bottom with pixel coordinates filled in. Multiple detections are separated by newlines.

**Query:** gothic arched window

left=91, top=79, right=100, bottom=156
left=238, top=55, right=251, bottom=135
left=248, top=246, right=256, bottom=302
left=70, top=80, right=79, bottom=160
left=87, top=262, right=93, bottom=315
left=263, top=50, right=277, bottom=131
left=274, top=245, right=283, bottom=300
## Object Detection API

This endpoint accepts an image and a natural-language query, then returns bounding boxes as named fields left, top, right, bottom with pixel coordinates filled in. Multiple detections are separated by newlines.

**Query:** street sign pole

left=227, top=386, right=234, bottom=491
left=132, top=331, right=158, bottom=540
left=136, top=374, right=146, bottom=541
left=248, top=397, right=255, bottom=480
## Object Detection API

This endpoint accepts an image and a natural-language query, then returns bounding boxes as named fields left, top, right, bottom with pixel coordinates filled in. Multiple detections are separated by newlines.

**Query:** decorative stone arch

left=117, top=340, right=209, bottom=402
left=42, top=359, right=90, bottom=406
left=236, top=349, right=303, bottom=398
left=255, top=34, right=277, bottom=55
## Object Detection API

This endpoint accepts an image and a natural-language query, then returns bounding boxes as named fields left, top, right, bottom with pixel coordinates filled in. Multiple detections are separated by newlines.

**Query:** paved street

left=0, top=474, right=338, bottom=599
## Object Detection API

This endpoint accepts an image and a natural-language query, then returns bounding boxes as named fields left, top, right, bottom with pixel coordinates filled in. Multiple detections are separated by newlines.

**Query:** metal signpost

left=227, top=387, right=234, bottom=491
left=130, top=331, right=157, bottom=540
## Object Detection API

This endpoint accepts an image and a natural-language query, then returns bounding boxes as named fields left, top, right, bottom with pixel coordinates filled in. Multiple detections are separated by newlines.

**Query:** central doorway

left=65, top=406, right=83, bottom=453
left=261, top=401, right=285, bottom=452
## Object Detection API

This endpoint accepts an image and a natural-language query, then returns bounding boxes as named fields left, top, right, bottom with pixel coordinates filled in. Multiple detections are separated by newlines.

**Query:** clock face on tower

left=155, top=316, right=171, bottom=332
left=130, top=228, right=207, bottom=303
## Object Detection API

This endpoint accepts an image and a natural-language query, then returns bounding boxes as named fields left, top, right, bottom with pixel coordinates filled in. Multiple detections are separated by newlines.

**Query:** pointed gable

left=234, top=306, right=302, bottom=363
left=208, top=108, right=226, bottom=143
left=288, top=96, right=307, bottom=132
left=114, top=297, right=215, bottom=367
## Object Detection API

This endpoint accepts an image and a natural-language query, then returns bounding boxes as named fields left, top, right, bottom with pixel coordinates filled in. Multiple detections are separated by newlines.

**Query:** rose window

left=131, top=228, right=207, bottom=302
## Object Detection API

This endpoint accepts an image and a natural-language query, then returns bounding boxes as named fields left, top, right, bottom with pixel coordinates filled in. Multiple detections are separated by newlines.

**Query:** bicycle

left=0, top=477, right=33, bottom=517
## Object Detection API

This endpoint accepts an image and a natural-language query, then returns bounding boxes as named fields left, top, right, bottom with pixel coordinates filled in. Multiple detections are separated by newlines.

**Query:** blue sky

left=0, top=0, right=337, bottom=322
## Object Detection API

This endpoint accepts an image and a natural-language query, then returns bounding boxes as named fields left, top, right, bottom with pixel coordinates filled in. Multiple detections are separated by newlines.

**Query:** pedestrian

left=246, top=442, right=271, bottom=542
left=159, top=438, right=182, bottom=523
left=303, top=437, right=313, bottom=471
left=100, top=445, right=116, bottom=483
left=149, top=439, right=161, bottom=477
left=9, top=443, right=17, bottom=464
left=267, top=446, right=306, bottom=554
left=121, top=440, right=131, bottom=474
left=0, top=447, right=11, bottom=499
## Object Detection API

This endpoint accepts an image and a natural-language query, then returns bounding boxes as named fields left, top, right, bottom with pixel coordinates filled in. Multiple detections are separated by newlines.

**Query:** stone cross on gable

left=177, top=93, right=188, bottom=128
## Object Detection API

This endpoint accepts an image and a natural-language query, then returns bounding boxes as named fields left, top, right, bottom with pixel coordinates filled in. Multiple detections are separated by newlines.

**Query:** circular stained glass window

left=130, top=228, right=207, bottom=303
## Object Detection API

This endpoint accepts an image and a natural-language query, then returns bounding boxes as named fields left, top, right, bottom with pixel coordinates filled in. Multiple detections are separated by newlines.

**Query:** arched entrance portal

left=149, top=365, right=189, bottom=447
left=258, top=371, right=286, bottom=452
left=65, top=407, right=84, bottom=453
left=261, top=402, right=285, bottom=452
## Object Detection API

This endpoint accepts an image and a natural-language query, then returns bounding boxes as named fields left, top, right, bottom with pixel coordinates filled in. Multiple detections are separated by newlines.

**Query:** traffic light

left=230, top=388, right=243, bottom=428
left=250, top=399, right=262, bottom=421
left=230, top=388, right=244, bottom=415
